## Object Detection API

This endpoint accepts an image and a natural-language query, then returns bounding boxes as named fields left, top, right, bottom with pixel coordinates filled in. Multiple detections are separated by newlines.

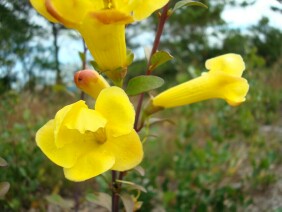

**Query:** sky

left=222, top=0, right=281, bottom=28
left=57, top=0, right=282, bottom=65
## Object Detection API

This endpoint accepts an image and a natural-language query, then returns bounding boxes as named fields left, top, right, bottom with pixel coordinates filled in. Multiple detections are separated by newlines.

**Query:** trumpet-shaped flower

left=36, top=87, right=143, bottom=181
left=74, top=70, right=110, bottom=99
left=152, top=54, right=249, bottom=109
left=30, top=0, right=169, bottom=82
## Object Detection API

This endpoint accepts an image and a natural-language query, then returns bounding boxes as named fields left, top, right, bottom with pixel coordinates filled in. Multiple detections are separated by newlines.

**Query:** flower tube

left=36, top=87, right=143, bottom=181
left=30, top=0, right=169, bottom=82
left=152, top=54, right=249, bottom=109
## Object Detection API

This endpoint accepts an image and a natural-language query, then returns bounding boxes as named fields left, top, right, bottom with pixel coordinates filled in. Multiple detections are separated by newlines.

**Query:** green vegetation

left=1, top=0, right=282, bottom=211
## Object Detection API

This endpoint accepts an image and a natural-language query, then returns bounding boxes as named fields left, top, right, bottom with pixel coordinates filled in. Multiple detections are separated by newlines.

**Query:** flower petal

left=91, top=9, right=134, bottom=24
left=64, top=108, right=107, bottom=134
left=114, top=0, right=138, bottom=13
left=78, top=16, right=127, bottom=77
left=44, top=0, right=103, bottom=27
left=54, top=101, right=106, bottom=148
left=63, top=147, right=115, bottom=182
left=133, top=0, right=169, bottom=20
left=54, top=101, right=85, bottom=147
left=205, top=53, right=245, bottom=77
left=95, top=87, right=135, bottom=136
left=30, top=0, right=59, bottom=23
left=106, top=130, right=143, bottom=171
left=36, top=120, right=82, bottom=168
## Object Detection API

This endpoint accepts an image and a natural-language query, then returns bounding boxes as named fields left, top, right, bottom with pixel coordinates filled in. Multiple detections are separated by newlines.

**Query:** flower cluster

left=32, top=2, right=250, bottom=182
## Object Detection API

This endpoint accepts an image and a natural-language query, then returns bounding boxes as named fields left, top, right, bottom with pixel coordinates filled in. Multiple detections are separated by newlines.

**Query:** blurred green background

left=1, top=0, right=282, bottom=211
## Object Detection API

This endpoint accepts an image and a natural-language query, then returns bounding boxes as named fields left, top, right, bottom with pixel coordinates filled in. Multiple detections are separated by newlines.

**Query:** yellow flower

left=74, top=69, right=110, bottom=99
left=36, top=87, right=143, bottom=181
left=30, top=0, right=169, bottom=81
left=152, top=54, right=249, bottom=108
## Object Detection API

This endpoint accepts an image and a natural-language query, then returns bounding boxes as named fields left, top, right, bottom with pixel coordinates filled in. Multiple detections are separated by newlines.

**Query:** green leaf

left=78, top=51, right=86, bottom=65
left=0, top=182, right=10, bottom=198
left=120, top=193, right=134, bottom=212
left=86, top=192, right=111, bottom=211
left=0, top=157, right=8, bottom=167
left=45, top=194, right=74, bottom=209
left=90, top=60, right=101, bottom=72
left=173, top=0, right=208, bottom=12
left=126, top=75, right=164, bottom=96
left=116, top=180, right=147, bottom=193
left=149, top=51, right=173, bottom=72
left=126, top=49, right=134, bottom=66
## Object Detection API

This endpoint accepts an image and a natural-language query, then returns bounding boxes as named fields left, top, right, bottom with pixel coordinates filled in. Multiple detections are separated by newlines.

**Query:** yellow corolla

left=74, top=69, right=110, bottom=99
left=36, top=87, right=143, bottom=181
left=30, top=0, right=169, bottom=81
left=152, top=54, right=249, bottom=108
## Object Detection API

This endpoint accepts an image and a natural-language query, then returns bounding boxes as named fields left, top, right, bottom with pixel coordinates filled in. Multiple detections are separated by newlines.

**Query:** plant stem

left=80, top=39, right=87, bottom=100
left=134, top=3, right=170, bottom=131
left=112, top=170, right=118, bottom=212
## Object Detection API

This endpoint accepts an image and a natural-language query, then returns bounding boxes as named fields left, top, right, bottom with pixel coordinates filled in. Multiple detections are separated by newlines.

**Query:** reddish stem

left=80, top=40, right=87, bottom=100
left=134, top=3, right=170, bottom=131
left=112, top=170, right=118, bottom=211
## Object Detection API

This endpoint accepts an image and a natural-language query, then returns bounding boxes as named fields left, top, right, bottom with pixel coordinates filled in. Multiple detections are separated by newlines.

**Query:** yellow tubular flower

left=74, top=70, right=110, bottom=99
left=153, top=54, right=249, bottom=108
left=36, top=87, right=143, bottom=182
left=30, top=0, right=169, bottom=82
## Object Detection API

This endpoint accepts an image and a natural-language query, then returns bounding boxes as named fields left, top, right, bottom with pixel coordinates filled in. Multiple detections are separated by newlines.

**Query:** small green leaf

left=126, top=75, right=164, bottom=96
left=45, top=194, right=74, bottom=209
left=116, top=180, right=147, bottom=193
left=173, top=0, right=208, bottom=13
left=120, top=193, right=134, bottom=212
left=0, top=157, right=8, bottom=167
left=78, top=51, right=86, bottom=64
left=90, top=60, right=101, bottom=72
left=149, top=51, right=173, bottom=72
left=0, top=182, right=10, bottom=198
left=86, top=192, right=111, bottom=211
left=126, top=49, right=134, bottom=66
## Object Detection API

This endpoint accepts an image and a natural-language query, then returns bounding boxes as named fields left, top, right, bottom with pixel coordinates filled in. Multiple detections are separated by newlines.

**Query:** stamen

left=94, top=128, right=107, bottom=144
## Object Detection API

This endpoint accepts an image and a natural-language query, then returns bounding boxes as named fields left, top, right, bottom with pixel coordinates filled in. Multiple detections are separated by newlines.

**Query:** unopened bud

left=74, top=70, right=110, bottom=99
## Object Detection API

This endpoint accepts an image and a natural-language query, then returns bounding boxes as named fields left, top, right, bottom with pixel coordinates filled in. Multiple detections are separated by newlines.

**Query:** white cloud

left=222, top=0, right=282, bottom=28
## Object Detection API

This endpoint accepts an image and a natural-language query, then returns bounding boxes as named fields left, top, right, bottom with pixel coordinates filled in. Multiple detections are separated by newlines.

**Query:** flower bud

left=74, top=70, right=110, bottom=99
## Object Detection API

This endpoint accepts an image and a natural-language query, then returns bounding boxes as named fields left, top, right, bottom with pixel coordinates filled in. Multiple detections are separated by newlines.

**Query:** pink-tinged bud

left=74, top=70, right=110, bottom=99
